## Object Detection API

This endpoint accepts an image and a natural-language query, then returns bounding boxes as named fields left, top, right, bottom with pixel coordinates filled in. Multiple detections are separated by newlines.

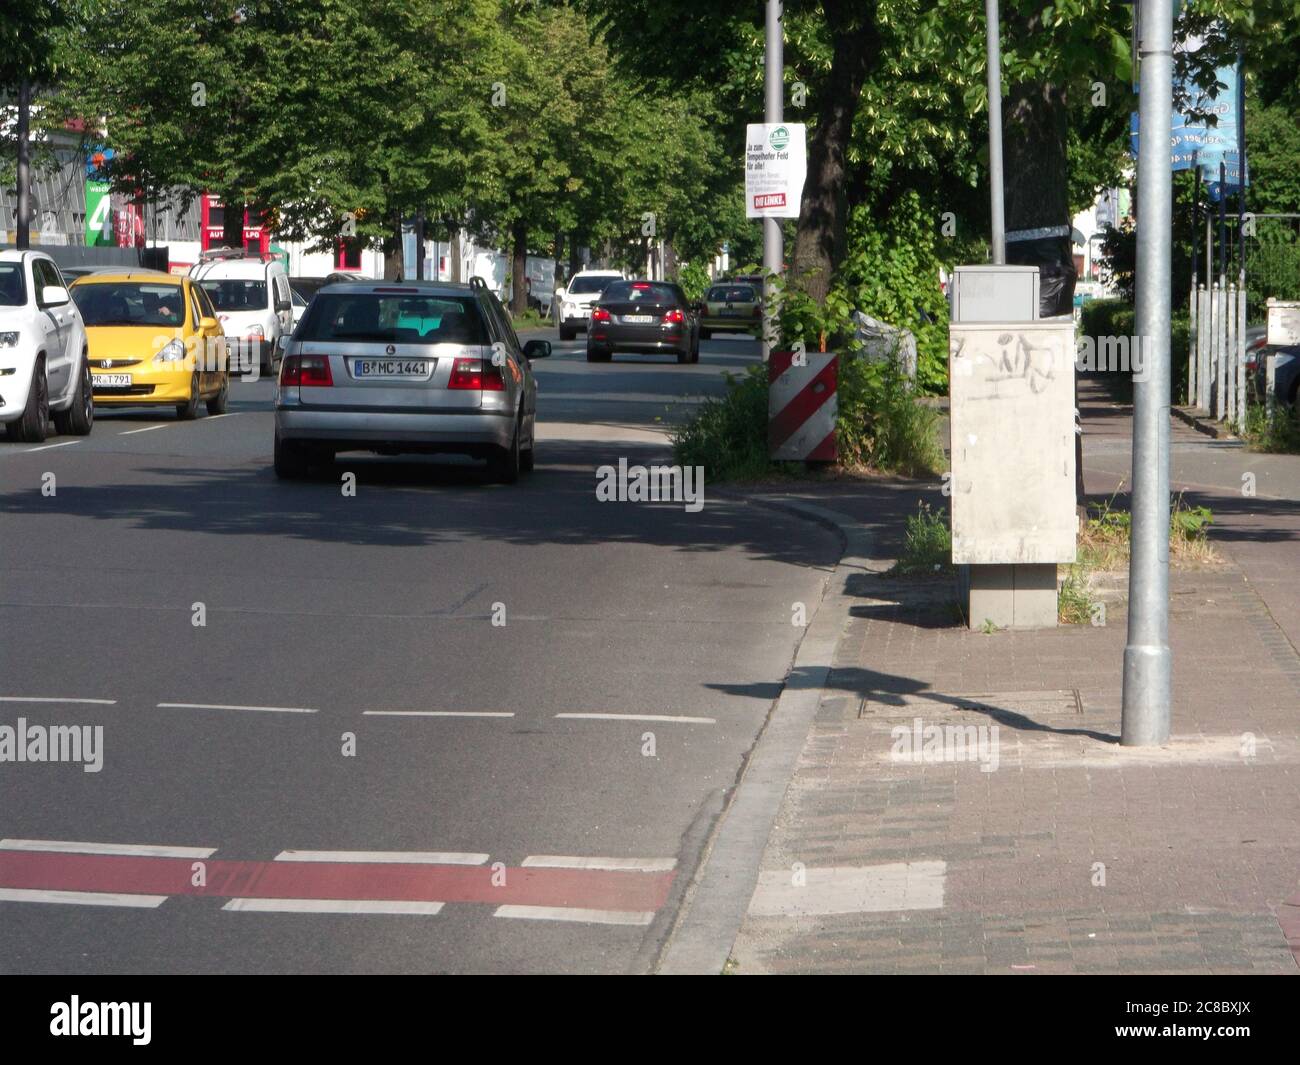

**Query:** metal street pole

left=16, top=78, right=32, bottom=250
left=761, top=0, right=783, bottom=360
left=984, top=0, right=1006, bottom=264
left=1236, top=47, right=1247, bottom=300
left=1122, top=0, right=1173, bottom=746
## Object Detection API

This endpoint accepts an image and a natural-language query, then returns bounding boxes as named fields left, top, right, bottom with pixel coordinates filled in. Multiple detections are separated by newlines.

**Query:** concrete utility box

left=948, top=265, right=1076, bottom=630
left=949, top=320, right=1078, bottom=564
left=950, top=264, right=1040, bottom=323
left=1265, top=298, right=1300, bottom=347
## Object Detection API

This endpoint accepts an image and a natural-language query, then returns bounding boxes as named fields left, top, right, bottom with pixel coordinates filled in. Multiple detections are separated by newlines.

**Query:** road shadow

left=0, top=437, right=842, bottom=568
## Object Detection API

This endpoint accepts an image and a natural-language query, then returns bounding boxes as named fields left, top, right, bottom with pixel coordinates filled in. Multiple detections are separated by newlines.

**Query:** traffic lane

left=0, top=690, right=763, bottom=975
left=533, top=332, right=760, bottom=427
left=0, top=435, right=838, bottom=972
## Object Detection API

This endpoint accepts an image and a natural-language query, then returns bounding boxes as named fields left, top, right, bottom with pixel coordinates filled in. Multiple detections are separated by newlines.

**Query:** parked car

left=699, top=281, right=761, bottom=339
left=190, top=249, right=293, bottom=375
left=273, top=277, right=549, bottom=482
left=59, top=265, right=131, bottom=282
left=586, top=279, right=700, bottom=364
left=0, top=250, right=94, bottom=442
left=1251, top=344, right=1300, bottom=408
left=554, top=269, right=621, bottom=340
left=70, top=270, right=229, bottom=419
left=289, top=284, right=309, bottom=329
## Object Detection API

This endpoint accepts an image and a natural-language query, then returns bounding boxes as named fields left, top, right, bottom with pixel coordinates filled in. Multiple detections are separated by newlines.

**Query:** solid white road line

left=222, top=899, right=444, bottom=915
left=157, top=702, right=319, bottom=714
left=0, top=888, right=168, bottom=908
left=493, top=904, right=655, bottom=926
left=274, top=850, right=489, bottom=865
left=521, top=855, right=677, bottom=872
left=0, top=696, right=116, bottom=705
left=362, top=710, right=515, bottom=718
left=0, top=839, right=215, bottom=859
left=555, top=713, right=716, bottom=724
left=22, top=440, right=80, bottom=452
left=119, top=424, right=168, bottom=435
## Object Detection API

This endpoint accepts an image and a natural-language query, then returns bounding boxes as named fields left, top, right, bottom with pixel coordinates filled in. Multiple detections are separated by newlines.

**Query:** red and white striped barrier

left=768, top=350, right=837, bottom=461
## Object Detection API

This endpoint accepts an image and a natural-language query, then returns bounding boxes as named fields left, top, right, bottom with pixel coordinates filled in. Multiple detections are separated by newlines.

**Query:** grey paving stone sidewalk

left=730, top=534, right=1300, bottom=975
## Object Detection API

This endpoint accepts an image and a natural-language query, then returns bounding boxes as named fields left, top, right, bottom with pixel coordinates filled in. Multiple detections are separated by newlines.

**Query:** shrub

left=670, top=365, right=771, bottom=481
left=676, top=261, right=711, bottom=304
left=837, top=354, right=944, bottom=476
left=1078, top=299, right=1190, bottom=404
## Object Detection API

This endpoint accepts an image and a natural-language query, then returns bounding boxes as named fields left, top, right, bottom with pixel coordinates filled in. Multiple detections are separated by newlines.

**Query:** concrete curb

left=1172, top=405, right=1237, bottom=440
left=655, top=496, right=882, bottom=974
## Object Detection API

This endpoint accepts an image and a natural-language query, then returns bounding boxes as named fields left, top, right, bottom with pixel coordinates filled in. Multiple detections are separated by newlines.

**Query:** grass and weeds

left=890, top=501, right=952, bottom=576
left=1059, top=491, right=1219, bottom=624
left=1242, top=401, right=1300, bottom=454
left=510, top=308, right=552, bottom=331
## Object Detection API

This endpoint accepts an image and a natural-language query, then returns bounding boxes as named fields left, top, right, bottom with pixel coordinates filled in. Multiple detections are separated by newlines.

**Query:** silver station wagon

left=273, top=278, right=549, bottom=482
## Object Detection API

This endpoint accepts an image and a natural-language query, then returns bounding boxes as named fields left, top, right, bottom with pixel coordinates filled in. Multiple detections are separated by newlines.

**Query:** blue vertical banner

left=1130, top=56, right=1246, bottom=197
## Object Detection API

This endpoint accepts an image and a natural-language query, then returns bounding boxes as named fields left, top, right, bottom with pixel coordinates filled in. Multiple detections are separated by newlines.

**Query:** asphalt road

left=0, top=328, right=839, bottom=974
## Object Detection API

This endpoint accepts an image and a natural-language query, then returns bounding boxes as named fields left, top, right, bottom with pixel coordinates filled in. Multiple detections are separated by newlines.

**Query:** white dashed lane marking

left=555, top=713, right=716, bottom=724
left=273, top=850, right=488, bottom=865
left=22, top=440, right=80, bottom=452
left=362, top=710, right=515, bottom=719
left=157, top=702, right=319, bottom=714
left=0, top=839, right=215, bottom=859
left=223, top=898, right=446, bottom=915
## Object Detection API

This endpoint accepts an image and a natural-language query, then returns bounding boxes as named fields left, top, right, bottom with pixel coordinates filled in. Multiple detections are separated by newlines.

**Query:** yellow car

left=699, top=281, right=762, bottom=339
left=70, top=270, right=229, bottom=418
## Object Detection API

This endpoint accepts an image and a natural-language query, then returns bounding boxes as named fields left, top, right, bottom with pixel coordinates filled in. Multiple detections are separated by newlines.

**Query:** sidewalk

left=722, top=384, right=1300, bottom=974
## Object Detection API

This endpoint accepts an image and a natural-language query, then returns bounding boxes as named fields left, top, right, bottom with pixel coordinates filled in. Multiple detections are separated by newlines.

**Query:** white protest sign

left=745, top=123, right=806, bottom=219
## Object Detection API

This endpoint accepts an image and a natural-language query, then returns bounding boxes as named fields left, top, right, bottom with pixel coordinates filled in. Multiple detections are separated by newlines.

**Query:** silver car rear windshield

left=298, top=293, right=489, bottom=345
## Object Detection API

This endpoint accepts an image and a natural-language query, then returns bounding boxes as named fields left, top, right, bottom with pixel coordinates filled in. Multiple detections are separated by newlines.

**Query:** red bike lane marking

left=0, top=850, right=674, bottom=912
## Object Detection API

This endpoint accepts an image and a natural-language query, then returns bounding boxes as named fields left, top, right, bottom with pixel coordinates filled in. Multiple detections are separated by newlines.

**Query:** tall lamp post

left=1122, top=0, right=1174, bottom=745
left=761, top=0, right=783, bottom=360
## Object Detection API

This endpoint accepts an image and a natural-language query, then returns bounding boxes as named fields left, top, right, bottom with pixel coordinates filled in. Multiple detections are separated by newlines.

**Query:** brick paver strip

left=730, top=387, right=1300, bottom=975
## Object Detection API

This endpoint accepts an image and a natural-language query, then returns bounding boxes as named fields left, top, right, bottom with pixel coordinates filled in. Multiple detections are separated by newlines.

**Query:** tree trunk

left=221, top=198, right=244, bottom=249
left=663, top=239, right=678, bottom=281
left=449, top=224, right=462, bottom=283
left=15, top=79, right=31, bottom=250
left=568, top=234, right=582, bottom=279
left=1001, top=8, right=1076, bottom=316
left=789, top=1, right=882, bottom=304
left=553, top=229, right=566, bottom=287
left=1002, top=5, right=1080, bottom=504
left=511, top=219, right=528, bottom=316
left=383, top=207, right=404, bottom=280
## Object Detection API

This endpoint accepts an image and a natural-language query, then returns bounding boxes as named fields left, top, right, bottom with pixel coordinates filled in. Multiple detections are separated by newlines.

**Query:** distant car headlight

left=0, top=331, right=20, bottom=348
left=154, top=338, right=186, bottom=363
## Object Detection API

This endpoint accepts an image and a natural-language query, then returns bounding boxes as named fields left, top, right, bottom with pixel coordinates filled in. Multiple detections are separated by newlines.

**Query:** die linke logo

left=50, top=997, right=152, bottom=1045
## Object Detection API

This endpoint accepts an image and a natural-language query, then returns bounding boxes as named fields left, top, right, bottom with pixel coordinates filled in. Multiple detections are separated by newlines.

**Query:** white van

left=190, top=250, right=292, bottom=375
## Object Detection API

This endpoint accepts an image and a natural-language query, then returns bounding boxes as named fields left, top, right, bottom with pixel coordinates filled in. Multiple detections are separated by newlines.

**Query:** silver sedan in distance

left=273, top=278, right=549, bottom=482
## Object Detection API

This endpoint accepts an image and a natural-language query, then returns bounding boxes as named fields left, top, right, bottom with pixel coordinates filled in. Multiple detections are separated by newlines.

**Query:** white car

left=190, top=250, right=293, bottom=375
left=554, top=269, right=622, bottom=341
left=0, top=250, right=94, bottom=442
